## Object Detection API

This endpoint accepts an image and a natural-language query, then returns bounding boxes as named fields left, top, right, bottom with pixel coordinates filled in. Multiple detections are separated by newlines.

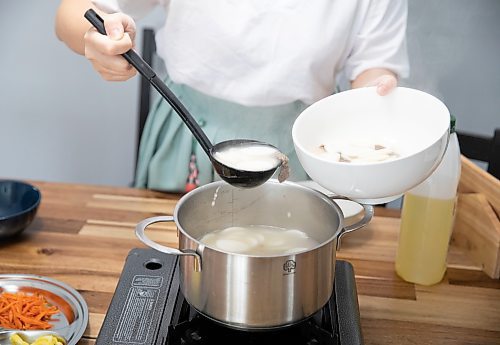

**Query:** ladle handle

left=84, top=9, right=213, bottom=156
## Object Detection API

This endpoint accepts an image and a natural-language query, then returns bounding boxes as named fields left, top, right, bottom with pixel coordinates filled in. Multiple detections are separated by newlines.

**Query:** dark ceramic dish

left=0, top=180, right=41, bottom=239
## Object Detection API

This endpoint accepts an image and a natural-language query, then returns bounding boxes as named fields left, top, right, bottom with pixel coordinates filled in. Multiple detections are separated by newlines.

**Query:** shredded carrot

left=0, top=292, right=59, bottom=330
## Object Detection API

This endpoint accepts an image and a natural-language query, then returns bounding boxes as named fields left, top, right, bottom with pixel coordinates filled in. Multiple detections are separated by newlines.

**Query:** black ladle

left=84, top=9, right=283, bottom=188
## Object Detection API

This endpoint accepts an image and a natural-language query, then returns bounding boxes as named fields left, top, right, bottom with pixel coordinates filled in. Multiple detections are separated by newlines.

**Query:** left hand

left=369, top=74, right=398, bottom=96
left=351, top=68, right=398, bottom=96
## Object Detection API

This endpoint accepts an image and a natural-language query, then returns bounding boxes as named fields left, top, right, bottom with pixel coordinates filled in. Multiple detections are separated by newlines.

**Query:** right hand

left=84, top=12, right=137, bottom=81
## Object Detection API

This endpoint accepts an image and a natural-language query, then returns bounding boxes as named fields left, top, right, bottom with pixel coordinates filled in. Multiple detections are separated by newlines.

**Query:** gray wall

left=403, top=0, right=500, bottom=135
left=0, top=1, right=163, bottom=186
left=1, top=1, right=499, bottom=187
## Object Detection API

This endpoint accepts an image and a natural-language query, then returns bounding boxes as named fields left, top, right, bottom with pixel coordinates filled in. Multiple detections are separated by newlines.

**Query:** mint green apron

left=135, top=76, right=309, bottom=192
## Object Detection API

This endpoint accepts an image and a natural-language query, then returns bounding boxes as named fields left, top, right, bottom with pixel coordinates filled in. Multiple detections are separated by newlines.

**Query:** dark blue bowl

left=0, top=180, right=41, bottom=239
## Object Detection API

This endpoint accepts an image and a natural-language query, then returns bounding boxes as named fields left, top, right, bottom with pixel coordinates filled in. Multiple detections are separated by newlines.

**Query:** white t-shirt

left=94, top=0, right=409, bottom=106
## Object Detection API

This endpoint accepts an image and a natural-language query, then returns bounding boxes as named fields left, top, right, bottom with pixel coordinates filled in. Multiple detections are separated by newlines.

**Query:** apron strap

left=185, top=138, right=200, bottom=192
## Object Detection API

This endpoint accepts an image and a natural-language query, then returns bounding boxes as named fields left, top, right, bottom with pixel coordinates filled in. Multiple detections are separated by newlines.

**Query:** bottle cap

left=450, top=115, right=456, bottom=134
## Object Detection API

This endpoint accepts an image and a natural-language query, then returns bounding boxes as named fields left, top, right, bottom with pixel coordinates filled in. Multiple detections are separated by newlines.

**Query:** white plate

left=296, top=181, right=364, bottom=218
left=0, top=274, right=88, bottom=345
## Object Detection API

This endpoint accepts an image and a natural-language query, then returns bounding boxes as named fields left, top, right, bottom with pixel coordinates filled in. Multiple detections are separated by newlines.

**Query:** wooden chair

left=456, top=129, right=500, bottom=179
left=135, top=28, right=156, bottom=166
left=127, top=28, right=156, bottom=186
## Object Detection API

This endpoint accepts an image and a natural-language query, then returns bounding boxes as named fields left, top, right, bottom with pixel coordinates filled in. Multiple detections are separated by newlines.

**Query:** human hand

left=83, top=12, right=137, bottom=81
left=351, top=69, right=398, bottom=96
left=370, top=74, right=398, bottom=96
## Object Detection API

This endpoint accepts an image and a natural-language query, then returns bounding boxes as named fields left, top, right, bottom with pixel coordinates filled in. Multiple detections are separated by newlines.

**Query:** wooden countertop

left=0, top=180, right=499, bottom=345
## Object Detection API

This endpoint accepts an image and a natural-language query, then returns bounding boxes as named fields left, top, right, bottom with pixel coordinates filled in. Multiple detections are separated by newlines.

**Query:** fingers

left=85, top=28, right=134, bottom=56
left=86, top=35, right=133, bottom=70
left=103, top=12, right=137, bottom=42
left=352, top=69, right=398, bottom=96
left=375, top=74, right=397, bottom=96
left=90, top=59, right=137, bottom=81
left=83, top=12, right=137, bottom=81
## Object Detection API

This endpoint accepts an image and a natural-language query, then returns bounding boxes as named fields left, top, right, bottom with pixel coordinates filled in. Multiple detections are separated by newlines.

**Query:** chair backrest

left=456, top=129, right=500, bottom=179
left=136, top=28, right=156, bottom=165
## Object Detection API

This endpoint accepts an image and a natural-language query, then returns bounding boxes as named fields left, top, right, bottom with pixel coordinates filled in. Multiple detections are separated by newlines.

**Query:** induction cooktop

left=96, top=248, right=363, bottom=345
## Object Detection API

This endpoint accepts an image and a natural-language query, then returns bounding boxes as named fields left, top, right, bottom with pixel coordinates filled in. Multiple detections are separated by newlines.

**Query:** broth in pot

left=199, top=225, right=319, bottom=255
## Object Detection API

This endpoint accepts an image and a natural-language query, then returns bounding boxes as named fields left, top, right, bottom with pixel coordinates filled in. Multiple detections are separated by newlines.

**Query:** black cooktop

left=96, top=249, right=363, bottom=345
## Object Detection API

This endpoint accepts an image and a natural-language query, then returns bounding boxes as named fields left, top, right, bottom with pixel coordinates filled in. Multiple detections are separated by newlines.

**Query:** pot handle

left=328, top=196, right=374, bottom=250
left=135, top=216, right=202, bottom=271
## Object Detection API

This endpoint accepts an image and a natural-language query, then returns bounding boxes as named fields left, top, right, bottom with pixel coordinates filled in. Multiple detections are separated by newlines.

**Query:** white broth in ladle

left=212, top=143, right=290, bottom=182
left=212, top=145, right=282, bottom=171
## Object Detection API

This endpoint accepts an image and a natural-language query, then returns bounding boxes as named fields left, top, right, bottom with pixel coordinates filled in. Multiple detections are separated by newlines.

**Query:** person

left=55, top=0, right=409, bottom=192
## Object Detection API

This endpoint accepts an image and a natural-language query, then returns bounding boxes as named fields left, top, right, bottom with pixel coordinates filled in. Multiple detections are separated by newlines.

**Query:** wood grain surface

left=453, top=156, right=500, bottom=279
left=0, top=180, right=499, bottom=345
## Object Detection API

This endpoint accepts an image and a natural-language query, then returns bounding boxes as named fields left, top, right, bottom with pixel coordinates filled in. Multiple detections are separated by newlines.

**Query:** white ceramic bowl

left=292, top=87, right=450, bottom=204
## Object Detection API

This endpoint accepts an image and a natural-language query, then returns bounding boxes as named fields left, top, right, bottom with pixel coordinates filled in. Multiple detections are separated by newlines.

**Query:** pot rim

left=173, top=179, right=345, bottom=258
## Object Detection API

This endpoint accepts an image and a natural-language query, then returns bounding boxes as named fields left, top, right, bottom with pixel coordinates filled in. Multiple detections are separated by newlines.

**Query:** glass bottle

left=395, top=116, right=461, bottom=285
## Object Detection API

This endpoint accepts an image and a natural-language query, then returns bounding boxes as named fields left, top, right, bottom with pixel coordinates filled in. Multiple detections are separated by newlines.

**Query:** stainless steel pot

left=136, top=180, right=373, bottom=329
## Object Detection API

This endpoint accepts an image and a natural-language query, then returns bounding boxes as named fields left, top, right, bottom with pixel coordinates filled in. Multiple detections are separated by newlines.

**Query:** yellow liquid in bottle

left=395, top=193, right=456, bottom=285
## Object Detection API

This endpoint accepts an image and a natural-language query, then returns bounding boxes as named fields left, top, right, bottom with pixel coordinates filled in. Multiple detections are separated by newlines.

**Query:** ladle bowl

left=85, top=10, right=283, bottom=189
left=210, top=140, right=282, bottom=188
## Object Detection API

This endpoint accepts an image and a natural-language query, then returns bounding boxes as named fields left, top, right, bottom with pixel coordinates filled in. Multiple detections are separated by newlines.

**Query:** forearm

left=55, top=0, right=100, bottom=55
left=351, top=68, right=396, bottom=89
